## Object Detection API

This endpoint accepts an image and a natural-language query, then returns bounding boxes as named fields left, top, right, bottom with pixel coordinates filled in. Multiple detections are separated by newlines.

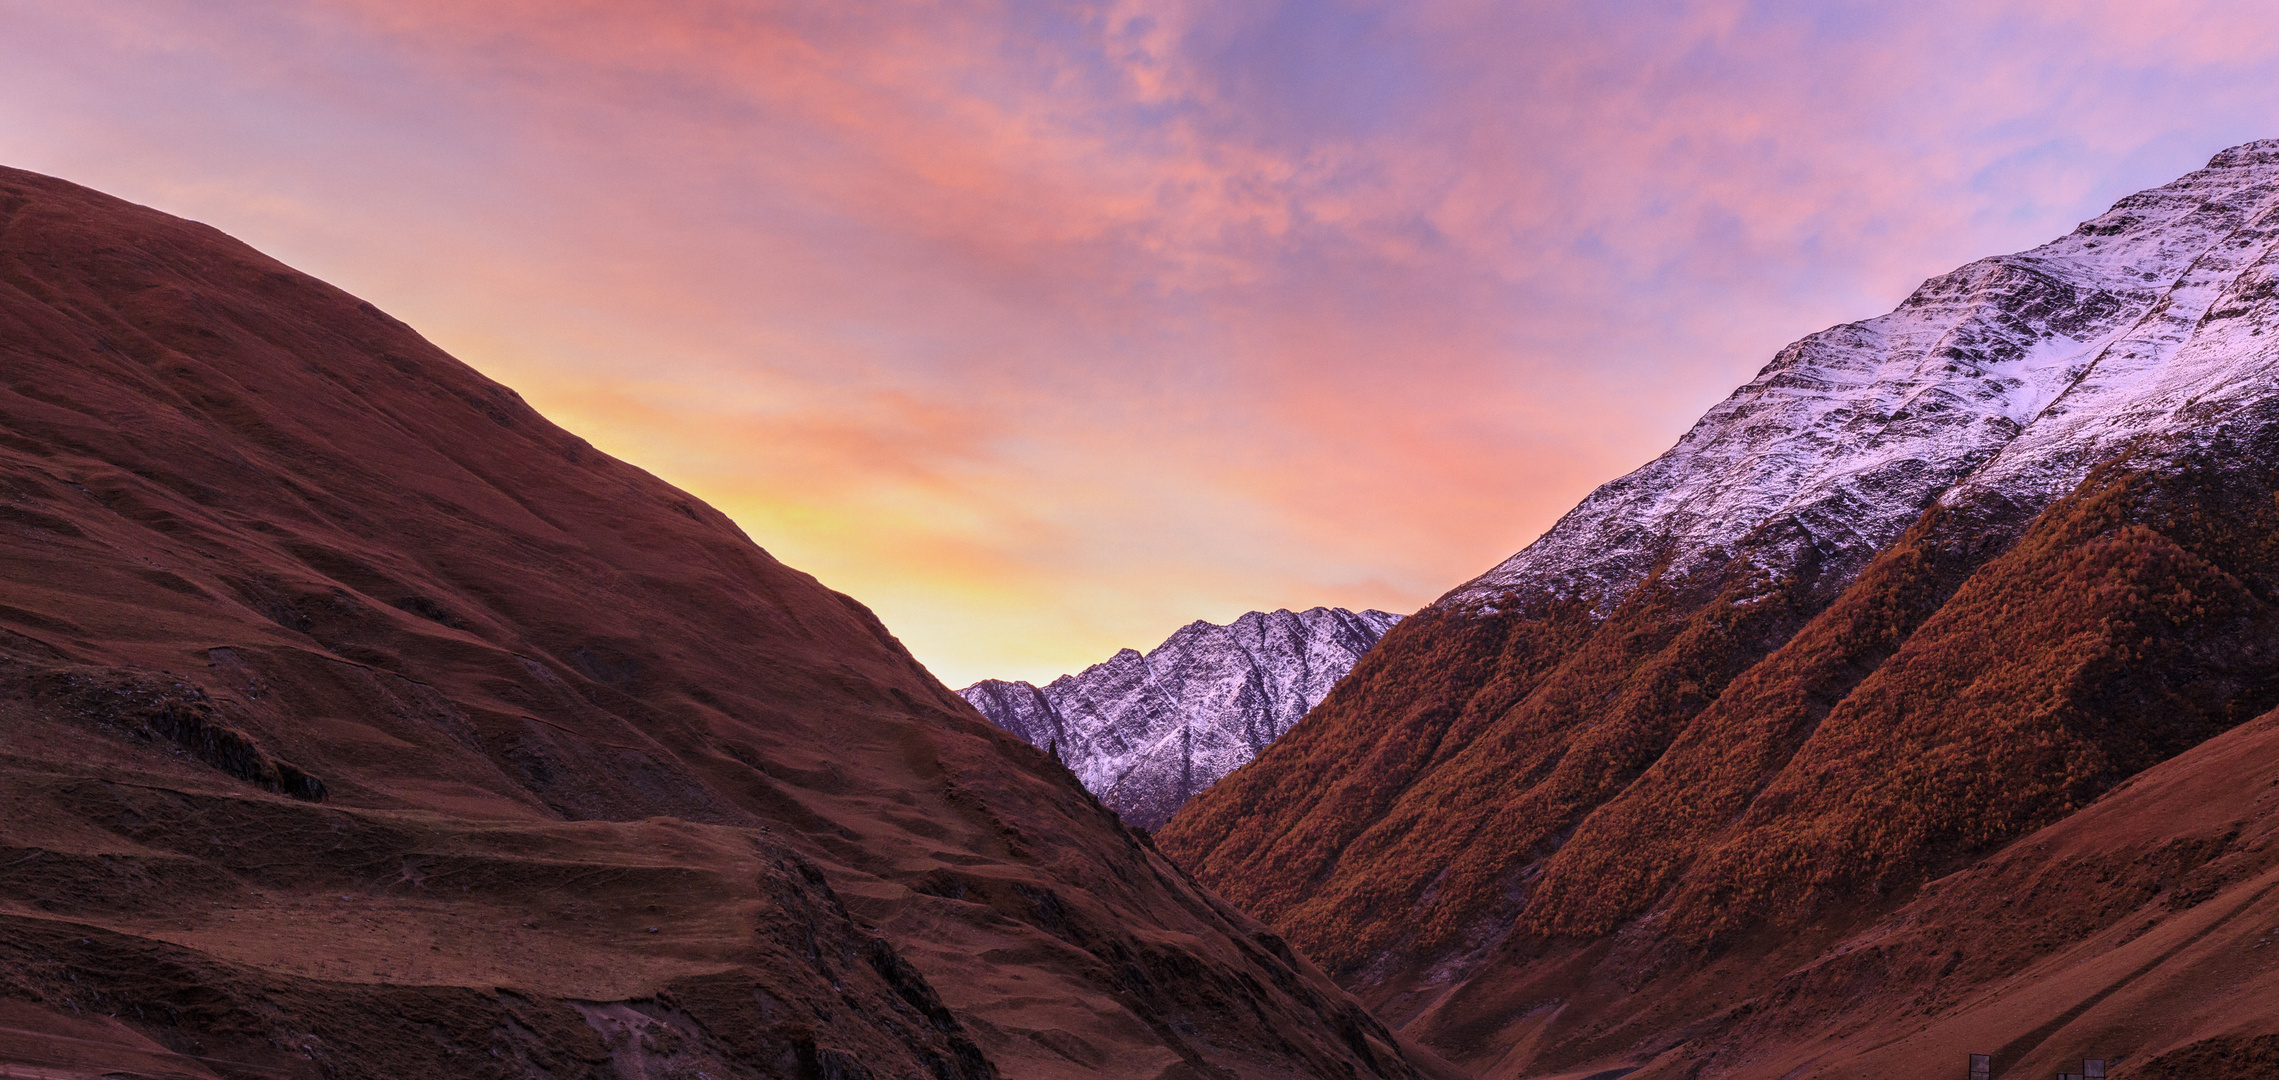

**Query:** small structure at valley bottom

left=1970, top=1053, right=2110, bottom=1079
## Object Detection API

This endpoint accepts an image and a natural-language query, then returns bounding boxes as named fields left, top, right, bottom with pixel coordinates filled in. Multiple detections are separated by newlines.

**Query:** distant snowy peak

left=959, top=607, right=1401, bottom=828
left=1454, top=139, right=2279, bottom=609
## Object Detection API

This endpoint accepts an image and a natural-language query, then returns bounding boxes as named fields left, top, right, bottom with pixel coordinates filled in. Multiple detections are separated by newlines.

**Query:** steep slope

left=1455, top=139, right=2279, bottom=609
left=1161, top=141, right=2279, bottom=1077
left=960, top=608, right=1399, bottom=827
left=1601, top=702, right=2279, bottom=1080
left=0, top=166, right=1448, bottom=1080
left=1370, top=699, right=2279, bottom=1080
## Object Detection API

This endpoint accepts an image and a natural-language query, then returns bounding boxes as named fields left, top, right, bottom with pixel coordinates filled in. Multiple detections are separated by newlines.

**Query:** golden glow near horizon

left=8, top=2, right=2279, bottom=685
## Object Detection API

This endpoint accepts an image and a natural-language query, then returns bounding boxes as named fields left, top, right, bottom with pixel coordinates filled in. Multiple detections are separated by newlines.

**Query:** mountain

left=1160, top=141, right=2279, bottom=1078
left=1642, top=703, right=2279, bottom=1080
left=959, top=607, right=1401, bottom=828
left=0, top=166, right=1454, bottom=1080
left=1457, top=138, right=2279, bottom=612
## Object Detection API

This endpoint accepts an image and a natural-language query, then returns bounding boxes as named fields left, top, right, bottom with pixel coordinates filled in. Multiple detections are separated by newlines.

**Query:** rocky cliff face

left=1162, top=141, right=2279, bottom=1080
left=0, top=166, right=1450, bottom=1080
left=961, top=607, right=1399, bottom=828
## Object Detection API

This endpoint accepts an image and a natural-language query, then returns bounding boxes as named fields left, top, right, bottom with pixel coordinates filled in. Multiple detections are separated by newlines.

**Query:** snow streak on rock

left=1454, top=140, right=2279, bottom=609
left=960, top=608, right=1401, bottom=828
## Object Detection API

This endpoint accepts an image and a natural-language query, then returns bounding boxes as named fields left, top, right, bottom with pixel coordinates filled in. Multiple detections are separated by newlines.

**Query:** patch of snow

left=958, top=607, right=1401, bottom=827
left=1451, top=139, right=2279, bottom=609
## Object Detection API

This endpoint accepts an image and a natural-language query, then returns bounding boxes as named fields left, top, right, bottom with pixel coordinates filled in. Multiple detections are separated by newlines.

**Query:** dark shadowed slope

left=0, top=166, right=1451, bottom=1080
left=1161, top=143, right=2279, bottom=1079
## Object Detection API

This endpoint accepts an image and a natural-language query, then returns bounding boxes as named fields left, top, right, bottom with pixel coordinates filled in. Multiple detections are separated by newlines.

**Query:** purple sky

left=5, top=1, right=2278, bottom=685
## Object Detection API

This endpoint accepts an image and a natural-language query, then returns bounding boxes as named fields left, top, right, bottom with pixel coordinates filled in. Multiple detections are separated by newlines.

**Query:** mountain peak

left=1161, top=141, right=2279, bottom=1080
left=1450, top=138, right=2279, bottom=611
left=2208, top=137, right=2279, bottom=167
left=960, top=607, right=1401, bottom=827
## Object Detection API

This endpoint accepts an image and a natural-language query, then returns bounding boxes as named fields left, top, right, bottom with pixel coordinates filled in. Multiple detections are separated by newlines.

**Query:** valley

left=7, top=135, right=2279, bottom=1080
left=1160, top=140, right=2279, bottom=1079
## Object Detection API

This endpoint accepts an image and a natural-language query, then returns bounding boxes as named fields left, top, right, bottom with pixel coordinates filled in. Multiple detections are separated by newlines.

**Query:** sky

left=4, top=2, right=2279, bottom=687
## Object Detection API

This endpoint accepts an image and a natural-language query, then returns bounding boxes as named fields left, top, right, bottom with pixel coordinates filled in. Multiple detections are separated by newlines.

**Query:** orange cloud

left=9, top=2, right=2279, bottom=685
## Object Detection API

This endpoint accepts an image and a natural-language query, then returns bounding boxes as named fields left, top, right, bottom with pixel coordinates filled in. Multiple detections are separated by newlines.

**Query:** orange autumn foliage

left=1162, top=451, right=2279, bottom=985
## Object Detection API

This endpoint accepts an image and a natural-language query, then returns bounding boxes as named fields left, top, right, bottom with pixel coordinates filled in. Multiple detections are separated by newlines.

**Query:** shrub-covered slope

left=0, top=166, right=1447, bottom=1080
left=1418, top=694, right=2279, bottom=1080
left=1161, top=143, right=2279, bottom=1078
left=1167, top=391, right=2279, bottom=1080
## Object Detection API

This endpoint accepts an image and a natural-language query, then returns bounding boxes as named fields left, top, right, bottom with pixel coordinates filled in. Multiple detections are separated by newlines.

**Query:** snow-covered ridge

left=959, top=607, right=1401, bottom=828
left=1452, top=139, right=2279, bottom=608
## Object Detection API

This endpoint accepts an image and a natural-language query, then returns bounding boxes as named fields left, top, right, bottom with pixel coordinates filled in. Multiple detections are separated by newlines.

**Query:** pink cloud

left=7, top=2, right=2279, bottom=684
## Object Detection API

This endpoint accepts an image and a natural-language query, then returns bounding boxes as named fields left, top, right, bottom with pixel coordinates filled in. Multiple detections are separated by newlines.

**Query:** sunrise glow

left=10, top=2, right=2279, bottom=685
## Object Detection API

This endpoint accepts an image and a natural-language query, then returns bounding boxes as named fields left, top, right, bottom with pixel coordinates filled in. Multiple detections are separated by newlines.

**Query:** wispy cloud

left=6, top=1, right=2279, bottom=683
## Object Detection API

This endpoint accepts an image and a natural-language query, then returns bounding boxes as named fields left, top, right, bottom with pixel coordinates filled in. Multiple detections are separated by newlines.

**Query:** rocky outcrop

left=961, top=608, right=1399, bottom=827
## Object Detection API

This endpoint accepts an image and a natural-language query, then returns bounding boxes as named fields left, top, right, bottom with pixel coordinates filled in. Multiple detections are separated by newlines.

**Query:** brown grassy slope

left=1608, top=702, right=2279, bottom=1080
left=1659, top=460, right=2279, bottom=943
left=1393, top=451, right=2279, bottom=1077
left=0, top=165, right=1447, bottom=1080
left=1521, top=457, right=2279, bottom=945
left=1162, top=560, right=1829, bottom=976
left=1164, top=424, right=2279, bottom=1076
left=1513, top=503, right=1997, bottom=940
left=1154, top=602, right=1591, bottom=938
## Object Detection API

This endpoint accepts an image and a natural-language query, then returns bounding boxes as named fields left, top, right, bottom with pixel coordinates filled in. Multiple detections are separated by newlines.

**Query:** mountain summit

left=1163, top=141, right=2279, bottom=1079
left=960, top=607, right=1400, bottom=827
left=1459, top=138, right=2279, bottom=611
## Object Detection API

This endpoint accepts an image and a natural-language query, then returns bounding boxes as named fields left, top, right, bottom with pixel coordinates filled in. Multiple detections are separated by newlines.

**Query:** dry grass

left=1163, top=452, right=2279, bottom=983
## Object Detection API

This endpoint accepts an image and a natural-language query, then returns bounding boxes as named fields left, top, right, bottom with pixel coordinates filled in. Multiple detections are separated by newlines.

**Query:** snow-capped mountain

left=1455, top=139, right=2279, bottom=609
left=960, top=607, right=1401, bottom=827
left=1160, top=140, right=2279, bottom=1080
